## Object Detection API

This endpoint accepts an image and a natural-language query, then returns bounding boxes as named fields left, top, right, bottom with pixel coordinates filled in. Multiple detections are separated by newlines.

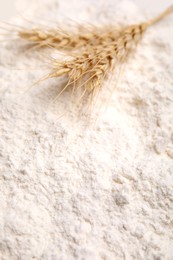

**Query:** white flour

left=0, top=0, right=173, bottom=259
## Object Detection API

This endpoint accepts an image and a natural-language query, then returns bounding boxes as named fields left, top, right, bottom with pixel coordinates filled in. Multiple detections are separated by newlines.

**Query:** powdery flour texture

left=0, top=0, right=173, bottom=259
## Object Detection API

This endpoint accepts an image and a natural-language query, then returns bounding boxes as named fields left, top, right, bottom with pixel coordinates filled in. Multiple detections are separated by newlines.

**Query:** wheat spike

left=18, top=26, right=121, bottom=51
left=17, top=5, right=173, bottom=53
left=40, top=5, right=173, bottom=100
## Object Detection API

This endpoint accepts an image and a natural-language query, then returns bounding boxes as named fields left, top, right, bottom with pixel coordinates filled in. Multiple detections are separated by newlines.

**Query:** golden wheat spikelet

left=38, top=5, right=173, bottom=101
left=17, top=25, right=123, bottom=51
left=16, top=5, right=173, bottom=53
left=0, top=23, right=104, bottom=51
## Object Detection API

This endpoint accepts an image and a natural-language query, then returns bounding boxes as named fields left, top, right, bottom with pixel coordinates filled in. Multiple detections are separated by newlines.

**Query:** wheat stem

left=147, top=5, right=173, bottom=26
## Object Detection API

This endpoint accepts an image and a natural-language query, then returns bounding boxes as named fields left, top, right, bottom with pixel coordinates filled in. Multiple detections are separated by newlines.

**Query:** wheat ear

left=17, top=5, right=173, bottom=52
left=38, top=5, right=173, bottom=99
left=17, top=26, right=122, bottom=51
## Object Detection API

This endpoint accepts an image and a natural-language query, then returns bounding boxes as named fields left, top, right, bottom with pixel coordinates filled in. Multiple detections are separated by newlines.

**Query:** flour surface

left=0, top=0, right=173, bottom=259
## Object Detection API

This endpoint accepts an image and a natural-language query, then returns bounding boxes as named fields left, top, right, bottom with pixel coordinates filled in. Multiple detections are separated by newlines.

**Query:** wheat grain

left=16, top=25, right=122, bottom=51
left=38, top=5, right=173, bottom=102
left=1, top=5, right=172, bottom=105
left=16, top=5, right=173, bottom=52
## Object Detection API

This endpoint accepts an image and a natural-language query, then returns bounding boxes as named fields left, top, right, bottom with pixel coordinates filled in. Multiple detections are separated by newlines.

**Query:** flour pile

left=0, top=0, right=173, bottom=259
